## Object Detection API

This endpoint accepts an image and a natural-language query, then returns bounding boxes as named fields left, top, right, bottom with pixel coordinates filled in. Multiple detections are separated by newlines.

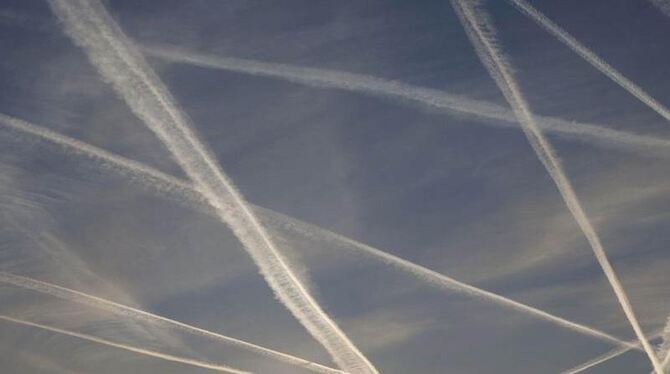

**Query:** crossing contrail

left=507, top=0, right=670, bottom=123
left=0, top=114, right=637, bottom=351
left=0, top=272, right=344, bottom=374
left=46, top=1, right=377, bottom=373
left=561, top=329, right=664, bottom=374
left=449, top=0, right=663, bottom=372
left=0, top=315, right=251, bottom=374
left=142, top=45, right=670, bottom=159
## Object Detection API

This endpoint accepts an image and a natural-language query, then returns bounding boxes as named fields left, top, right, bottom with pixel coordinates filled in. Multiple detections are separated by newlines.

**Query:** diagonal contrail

left=0, top=271, right=345, bottom=374
left=561, top=329, right=663, bottom=374
left=0, top=315, right=250, bottom=374
left=449, top=0, right=663, bottom=372
left=46, top=1, right=376, bottom=373
left=0, top=113, right=637, bottom=351
left=507, top=0, right=670, bottom=122
left=143, top=45, right=670, bottom=159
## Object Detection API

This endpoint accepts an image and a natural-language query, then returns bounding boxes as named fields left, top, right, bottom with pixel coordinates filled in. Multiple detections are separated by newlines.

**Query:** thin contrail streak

left=0, top=272, right=344, bottom=374
left=0, top=114, right=636, bottom=351
left=0, top=315, right=250, bottom=374
left=449, top=0, right=663, bottom=372
left=143, top=45, right=670, bottom=159
left=46, top=1, right=377, bottom=373
left=507, top=0, right=670, bottom=123
left=561, top=330, right=663, bottom=374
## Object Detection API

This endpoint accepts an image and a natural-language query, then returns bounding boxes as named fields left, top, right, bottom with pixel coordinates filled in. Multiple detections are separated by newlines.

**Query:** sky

left=1, top=0, right=670, bottom=373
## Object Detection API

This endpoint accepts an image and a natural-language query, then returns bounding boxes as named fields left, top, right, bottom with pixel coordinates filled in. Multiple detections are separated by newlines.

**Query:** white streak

left=449, top=0, right=663, bottom=372
left=46, top=1, right=376, bottom=372
left=561, top=330, right=663, bottom=374
left=0, top=114, right=636, bottom=351
left=143, top=45, right=670, bottom=159
left=508, top=0, right=670, bottom=122
left=0, top=272, right=343, bottom=374
left=0, top=315, right=250, bottom=374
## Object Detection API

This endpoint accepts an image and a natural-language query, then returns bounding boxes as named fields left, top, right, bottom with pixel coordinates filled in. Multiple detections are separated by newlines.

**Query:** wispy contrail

left=0, top=315, right=250, bottom=374
left=0, top=272, right=344, bottom=374
left=650, top=0, right=670, bottom=18
left=0, top=114, right=636, bottom=351
left=46, top=1, right=376, bottom=373
left=507, top=0, right=670, bottom=122
left=561, top=330, right=664, bottom=374
left=143, top=45, right=670, bottom=159
left=658, top=317, right=670, bottom=371
left=449, top=0, right=663, bottom=372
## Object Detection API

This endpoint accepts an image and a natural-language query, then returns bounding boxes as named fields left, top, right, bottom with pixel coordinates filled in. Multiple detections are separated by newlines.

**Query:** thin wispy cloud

left=46, top=1, right=376, bottom=373
left=0, top=315, right=251, bottom=374
left=449, top=0, right=663, bottom=372
left=0, top=113, right=635, bottom=350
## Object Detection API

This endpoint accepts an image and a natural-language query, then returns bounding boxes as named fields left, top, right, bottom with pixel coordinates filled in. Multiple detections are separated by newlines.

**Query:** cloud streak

left=448, top=0, right=663, bottom=372
left=0, top=315, right=251, bottom=374
left=0, top=272, right=344, bottom=374
left=143, top=44, right=670, bottom=159
left=0, top=113, right=636, bottom=350
left=46, top=1, right=376, bottom=373
left=507, top=0, right=670, bottom=122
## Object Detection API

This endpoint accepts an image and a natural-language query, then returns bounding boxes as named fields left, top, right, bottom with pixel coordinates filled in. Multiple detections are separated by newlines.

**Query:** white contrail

left=46, top=1, right=376, bottom=373
left=449, top=0, right=663, bottom=372
left=0, top=315, right=250, bottom=374
left=0, top=272, right=344, bottom=374
left=561, top=329, right=664, bottom=374
left=0, top=115, right=637, bottom=351
left=658, top=317, right=670, bottom=371
left=143, top=45, right=670, bottom=159
left=507, top=0, right=670, bottom=123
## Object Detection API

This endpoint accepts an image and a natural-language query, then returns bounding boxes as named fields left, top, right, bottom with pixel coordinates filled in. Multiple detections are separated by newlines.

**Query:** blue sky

left=1, top=0, right=670, bottom=373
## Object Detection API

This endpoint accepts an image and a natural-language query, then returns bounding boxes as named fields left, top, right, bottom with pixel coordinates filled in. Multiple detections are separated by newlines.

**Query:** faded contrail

left=0, top=114, right=637, bottom=351
left=507, top=0, right=670, bottom=122
left=143, top=45, right=670, bottom=159
left=449, top=0, right=663, bottom=372
left=0, top=315, right=250, bottom=374
left=46, top=1, right=376, bottom=373
left=650, top=0, right=670, bottom=18
left=561, top=329, right=664, bottom=374
left=0, top=272, right=344, bottom=374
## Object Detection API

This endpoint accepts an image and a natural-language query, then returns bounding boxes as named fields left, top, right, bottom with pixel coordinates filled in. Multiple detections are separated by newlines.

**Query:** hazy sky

left=1, top=0, right=670, bottom=373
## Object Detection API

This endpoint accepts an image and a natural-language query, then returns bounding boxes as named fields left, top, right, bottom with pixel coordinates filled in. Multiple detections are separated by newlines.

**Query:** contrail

left=143, top=45, right=670, bottom=159
left=649, top=0, right=670, bottom=18
left=0, top=114, right=637, bottom=351
left=0, top=315, right=251, bottom=374
left=46, top=1, right=376, bottom=373
left=561, top=329, right=663, bottom=374
left=507, top=0, right=670, bottom=123
left=0, top=272, right=344, bottom=374
left=449, top=0, right=663, bottom=372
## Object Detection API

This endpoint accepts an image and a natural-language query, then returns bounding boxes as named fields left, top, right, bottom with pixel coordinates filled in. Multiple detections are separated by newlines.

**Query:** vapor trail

left=0, top=114, right=636, bottom=351
left=0, top=272, right=344, bottom=374
left=0, top=315, right=250, bottom=374
left=561, top=330, right=663, bottom=374
left=143, top=45, right=670, bottom=159
left=507, top=0, right=670, bottom=122
left=46, top=1, right=376, bottom=373
left=449, top=0, right=663, bottom=372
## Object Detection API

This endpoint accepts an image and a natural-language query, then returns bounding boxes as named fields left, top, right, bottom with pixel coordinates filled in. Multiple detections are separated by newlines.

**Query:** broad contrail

left=143, top=45, right=670, bottom=159
left=0, top=114, right=636, bottom=351
left=0, top=272, right=344, bottom=374
left=46, top=1, right=377, bottom=373
left=0, top=315, right=250, bottom=374
left=449, top=0, right=663, bottom=372
left=507, top=0, right=670, bottom=123
left=561, top=329, right=664, bottom=374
